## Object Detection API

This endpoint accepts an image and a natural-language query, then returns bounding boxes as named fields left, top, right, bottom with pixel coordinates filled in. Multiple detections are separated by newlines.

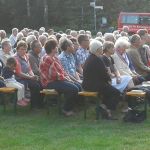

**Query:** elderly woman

left=0, top=30, right=7, bottom=43
left=14, top=40, right=43, bottom=109
left=102, top=41, right=134, bottom=92
left=82, top=39, right=122, bottom=119
left=112, top=38, right=145, bottom=84
left=0, top=38, right=14, bottom=65
left=39, top=39, right=81, bottom=116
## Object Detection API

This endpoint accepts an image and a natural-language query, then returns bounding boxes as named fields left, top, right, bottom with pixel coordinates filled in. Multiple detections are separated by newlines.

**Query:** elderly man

left=76, top=34, right=90, bottom=74
left=28, top=40, right=42, bottom=76
left=137, top=29, right=149, bottom=66
left=38, top=35, right=47, bottom=57
left=127, top=34, right=150, bottom=79
left=9, top=28, right=18, bottom=48
left=58, top=37, right=81, bottom=83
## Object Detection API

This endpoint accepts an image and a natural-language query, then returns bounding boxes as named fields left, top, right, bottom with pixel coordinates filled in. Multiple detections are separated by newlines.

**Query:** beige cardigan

left=112, top=52, right=133, bottom=76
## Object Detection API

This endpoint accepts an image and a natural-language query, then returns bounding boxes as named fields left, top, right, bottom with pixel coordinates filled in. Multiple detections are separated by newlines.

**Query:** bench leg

left=13, top=91, right=17, bottom=114
left=2, top=94, right=6, bottom=112
left=96, top=97, right=100, bottom=120
left=84, top=97, right=88, bottom=120
left=57, top=94, right=61, bottom=115
left=144, top=97, right=147, bottom=119
left=44, top=96, right=50, bottom=115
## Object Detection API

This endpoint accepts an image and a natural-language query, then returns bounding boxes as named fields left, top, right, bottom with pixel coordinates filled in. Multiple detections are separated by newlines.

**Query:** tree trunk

left=27, top=0, right=30, bottom=17
left=43, top=0, right=48, bottom=28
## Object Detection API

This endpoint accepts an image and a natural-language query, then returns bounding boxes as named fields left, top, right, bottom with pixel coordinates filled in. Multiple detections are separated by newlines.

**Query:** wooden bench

left=40, top=89, right=61, bottom=114
left=0, top=87, right=18, bottom=113
left=126, top=90, right=147, bottom=119
left=78, top=91, right=100, bottom=120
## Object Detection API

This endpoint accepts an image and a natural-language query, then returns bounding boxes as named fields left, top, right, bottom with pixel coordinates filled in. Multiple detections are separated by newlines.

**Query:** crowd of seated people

left=0, top=27, right=150, bottom=118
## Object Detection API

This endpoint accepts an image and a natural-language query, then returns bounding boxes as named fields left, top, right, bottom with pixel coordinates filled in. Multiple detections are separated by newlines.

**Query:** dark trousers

left=17, top=79, right=43, bottom=108
left=101, top=84, right=122, bottom=110
left=47, top=80, right=81, bottom=111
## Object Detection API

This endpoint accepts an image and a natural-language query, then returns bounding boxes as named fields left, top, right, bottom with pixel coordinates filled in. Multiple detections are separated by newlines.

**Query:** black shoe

left=99, top=105, right=118, bottom=120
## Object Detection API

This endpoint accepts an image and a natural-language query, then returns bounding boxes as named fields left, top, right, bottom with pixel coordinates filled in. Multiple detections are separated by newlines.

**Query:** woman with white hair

left=112, top=38, right=133, bottom=76
left=82, top=40, right=122, bottom=120
left=112, top=38, right=145, bottom=84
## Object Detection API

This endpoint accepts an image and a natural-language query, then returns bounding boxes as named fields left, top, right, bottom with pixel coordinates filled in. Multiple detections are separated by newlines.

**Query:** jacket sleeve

left=128, top=50, right=150, bottom=73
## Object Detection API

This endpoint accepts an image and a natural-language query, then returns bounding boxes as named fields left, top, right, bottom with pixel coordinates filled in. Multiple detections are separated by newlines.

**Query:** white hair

left=113, top=30, right=120, bottom=35
left=114, top=38, right=130, bottom=49
left=70, top=30, right=78, bottom=37
left=96, top=32, right=103, bottom=37
left=79, top=30, right=85, bottom=34
left=42, top=32, right=49, bottom=37
left=12, top=28, right=18, bottom=32
left=89, top=39, right=103, bottom=54
left=17, top=32, right=24, bottom=41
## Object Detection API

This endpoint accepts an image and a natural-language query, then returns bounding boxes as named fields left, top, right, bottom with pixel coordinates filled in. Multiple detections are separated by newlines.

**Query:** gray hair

left=1, top=38, right=11, bottom=49
left=38, top=35, right=47, bottom=47
left=12, top=28, right=18, bottom=33
left=95, top=37, right=105, bottom=44
left=79, top=30, right=85, bottom=35
left=26, top=35, right=36, bottom=45
left=59, top=37, right=72, bottom=51
left=70, top=30, right=78, bottom=37
left=96, top=32, right=103, bottom=37
left=130, top=34, right=141, bottom=44
left=104, top=33, right=115, bottom=43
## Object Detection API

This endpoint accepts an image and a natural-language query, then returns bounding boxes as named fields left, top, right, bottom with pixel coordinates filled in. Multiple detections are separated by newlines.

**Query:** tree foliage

left=0, top=0, right=150, bottom=32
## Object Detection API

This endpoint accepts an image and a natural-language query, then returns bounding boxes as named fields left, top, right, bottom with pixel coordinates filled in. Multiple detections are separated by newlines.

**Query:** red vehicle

left=118, top=12, right=150, bottom=34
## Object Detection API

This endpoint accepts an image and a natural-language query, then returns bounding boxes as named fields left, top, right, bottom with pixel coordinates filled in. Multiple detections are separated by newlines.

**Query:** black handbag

left=123, top=109, right=146, bottom=123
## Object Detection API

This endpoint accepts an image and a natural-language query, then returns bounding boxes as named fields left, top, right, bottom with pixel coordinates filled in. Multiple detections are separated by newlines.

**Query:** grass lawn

left=0, top=106, right=150, bottom=150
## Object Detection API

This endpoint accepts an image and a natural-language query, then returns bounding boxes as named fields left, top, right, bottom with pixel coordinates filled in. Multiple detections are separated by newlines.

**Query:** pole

left=27, top=0, right=30, bottom=17
left=94, top=6, right=96, bottom=31
left=43, top=0, right=48, bottom=28
left=90, top=0, right=103, bottom=32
